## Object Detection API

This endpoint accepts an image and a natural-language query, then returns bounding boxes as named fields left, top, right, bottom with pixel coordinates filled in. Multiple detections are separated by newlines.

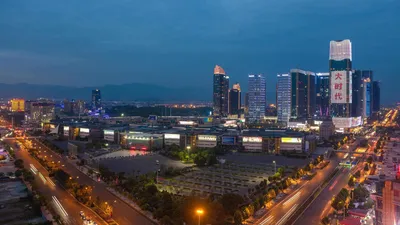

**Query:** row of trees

left=163, top=144, right=219, bottom=167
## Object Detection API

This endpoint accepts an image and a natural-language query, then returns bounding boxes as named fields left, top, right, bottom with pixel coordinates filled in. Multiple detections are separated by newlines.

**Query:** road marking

left=30, top=164, right=38, bottom=174
left=259, top=215, right=274, bottom=225
left=52, top=196, right=68, bottom=217
left=276, top=203, right=298, bottom=225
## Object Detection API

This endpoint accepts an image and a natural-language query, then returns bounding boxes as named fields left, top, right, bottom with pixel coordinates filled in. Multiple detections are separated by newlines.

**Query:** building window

left=395, top=190, right=400, bottom=197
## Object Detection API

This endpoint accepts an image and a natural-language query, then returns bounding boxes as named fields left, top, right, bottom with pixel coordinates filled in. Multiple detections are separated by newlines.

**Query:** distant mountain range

left=0, top=83, right=276, bottom=103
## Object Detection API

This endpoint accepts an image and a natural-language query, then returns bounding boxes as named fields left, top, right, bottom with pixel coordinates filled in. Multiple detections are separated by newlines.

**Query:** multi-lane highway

left=9, top=139, right=106, bottom=225
left=19, top=137, right=154, bottom=225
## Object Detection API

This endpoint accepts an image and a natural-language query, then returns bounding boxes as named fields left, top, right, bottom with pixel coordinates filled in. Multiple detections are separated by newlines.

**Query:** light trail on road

left=52, top=196, right=68, bottom=217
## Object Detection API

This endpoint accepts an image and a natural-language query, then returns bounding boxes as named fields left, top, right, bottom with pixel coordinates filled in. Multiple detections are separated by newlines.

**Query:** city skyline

left=0, top=1, right=398, bottom=104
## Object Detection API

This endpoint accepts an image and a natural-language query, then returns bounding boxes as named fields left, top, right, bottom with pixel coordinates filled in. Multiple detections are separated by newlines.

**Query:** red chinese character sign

left=330, top=71, right=347, bottom=104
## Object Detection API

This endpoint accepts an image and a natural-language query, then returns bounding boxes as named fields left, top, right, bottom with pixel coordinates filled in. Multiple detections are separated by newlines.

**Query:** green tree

left=15, top=169, right=23, bottom=178
left=234, top=210, right=243, bottom=225
left=14, top=159, right=24, bottom=168
left=354, top=170, right=361, bottom=178
left=219, top=193, right=244, bottom=215
left=348, top=176, right=355, bottom=187
left=367, top=156, right=373, bottom=164
left=364, top=163, right=369, bottom=172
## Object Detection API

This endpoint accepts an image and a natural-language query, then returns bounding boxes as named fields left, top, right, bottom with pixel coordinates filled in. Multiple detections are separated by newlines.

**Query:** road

left=9, top=139, right=106, bottom=225
left=293, top=130, right=379, bottom=225
left=22, top=137, right=154, bottom=225
left=293, top=167, right=350, bottom=225
left=256, top=154, right=341, bottom=225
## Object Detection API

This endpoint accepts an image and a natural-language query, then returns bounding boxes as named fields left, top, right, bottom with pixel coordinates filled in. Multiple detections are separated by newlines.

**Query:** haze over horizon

left=0, top=0, right=398, bottom=103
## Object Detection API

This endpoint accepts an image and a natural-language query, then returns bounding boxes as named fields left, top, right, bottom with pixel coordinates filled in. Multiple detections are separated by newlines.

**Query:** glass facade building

left=372, top=81, right=381, bottom=113
left=247, top=74, right=266, bottom=123
left=91, top=89, right=101, bottom=111
left=290, top=69, right=316, bottom=120
left=316, top=73, right=330, bottom=117
left=277, top=74, right=291, bottom=125
left=228, top=83, right=241, bottom=116
left=212, top=65, right=229, bottom=117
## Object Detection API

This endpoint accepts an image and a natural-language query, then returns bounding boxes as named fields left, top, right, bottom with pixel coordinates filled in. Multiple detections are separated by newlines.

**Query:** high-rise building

left=73, top=100, right=86, bottom=115
left=212, top=65, right=229, bottom=117
left=329, top=40, right=353, bottom=120
left=247, top=74, right=266, bottom=123
left=373, top=179, right=400, bottom=225
left=373, top=81, right=381, bottom=113
left=228, top=83, right=241, bottom=116
left=91, top=89, right=102, bottom=111
left=29, top=101, right=55, bottom=123
left=10, top=98, right=25, bottom=112
left=351, top=70, right=363, bottom=117
left=352, top=70, right=373, bottom=118
left=277, top=74, right=291, bottom=125
left=315, top=73, right=330, bottom=117
left=290, top=69, right=316, bottom=120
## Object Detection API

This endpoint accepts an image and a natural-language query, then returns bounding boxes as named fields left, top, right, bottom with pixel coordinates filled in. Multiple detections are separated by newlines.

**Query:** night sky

left=0, top=0, right=398, bottom=103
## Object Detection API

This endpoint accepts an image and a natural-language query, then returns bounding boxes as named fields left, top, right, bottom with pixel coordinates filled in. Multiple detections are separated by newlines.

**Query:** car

left=79, top=211, right=84, bottom=216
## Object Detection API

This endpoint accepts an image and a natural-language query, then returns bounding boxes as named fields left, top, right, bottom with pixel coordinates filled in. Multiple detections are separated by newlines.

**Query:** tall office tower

left=277, top=74, right=291, bottom=125
left=329, top=40, right=353, bottom=121
left=372, top=81, right=381, bottom=113
left=212, top=65, right=229, bottom=117
left=228, top=83, right=241, bottom=116
left=290, top=69, right=316, bottom=120
left=247, top=74, right=266, bottom=123
left=10, top=98, right=25, bottom=112
left=91, top=89, right=102, bottom=111
left=362, top=70, right=373, bottom=117
left=351, top=70, right=363, bottom=117
left=315, top=73, right=330, bottom=117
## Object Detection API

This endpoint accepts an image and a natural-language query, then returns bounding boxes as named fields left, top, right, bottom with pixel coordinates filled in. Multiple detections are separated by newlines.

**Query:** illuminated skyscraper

left=290, top=69, right=316, bottom=120
left=315, top=73, right=330, bottom=117
left=212, top=65, right=229, bottom=117
left=247, top=74, right=266, bottom=123
left=277, top=74, right=291, bottom=125
left=372, top=81, right=381, bottom=113
left=10, top=98, right=25, bottom=112
left=91, top=89, right=101, bottom=111
left=228, top=83, right=241, bottom=116
left=329, top=40, right=353, bottom=127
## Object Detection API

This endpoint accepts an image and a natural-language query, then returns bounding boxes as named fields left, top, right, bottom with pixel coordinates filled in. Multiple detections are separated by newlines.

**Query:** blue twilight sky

left=0, top=0, right=399, bottom=103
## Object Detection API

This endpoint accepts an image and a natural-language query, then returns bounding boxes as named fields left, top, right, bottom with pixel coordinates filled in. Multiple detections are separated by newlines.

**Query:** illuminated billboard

left=198, top=135, right=217, bottom=141
left=243, top=137, right=262, bottom=143
left=63, top=126, right=69, bottom=136
left=222, top=137, right=235, bottom=145
left=104, top=130, right=115, bottom=135
left=330, top=71, right=348, bottom=104
left=80, top=128, right=90, bottom=133
left=281, top=137, right=302, bottom=143
left=179, top=121, right=195, bottom=125
left=351, top=116, right=362, bottom=127
left=164, top=134, right=180, bottom=140
left=332, top=117, right=361, bottom=128
left=332, top=117, right=352, bottom=128
left=103, top=130, right=115, bottom=142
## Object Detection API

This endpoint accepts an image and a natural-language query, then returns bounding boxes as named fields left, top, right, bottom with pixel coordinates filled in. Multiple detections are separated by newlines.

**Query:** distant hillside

left=0, top=83, right=277, bottom=103
left=0, top=83, right=208, bottom=101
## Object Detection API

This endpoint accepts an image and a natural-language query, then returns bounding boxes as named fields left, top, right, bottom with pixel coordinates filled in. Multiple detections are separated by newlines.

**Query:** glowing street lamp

left=196, top=209, right=204, bottom=225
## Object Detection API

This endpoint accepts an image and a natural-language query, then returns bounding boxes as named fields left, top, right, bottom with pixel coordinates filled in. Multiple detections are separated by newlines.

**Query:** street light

left=196, top=209, right=204, bottom=225
left=273, top=161, right=276, bottom=174
left=186, top=146, right=191, bottom=150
